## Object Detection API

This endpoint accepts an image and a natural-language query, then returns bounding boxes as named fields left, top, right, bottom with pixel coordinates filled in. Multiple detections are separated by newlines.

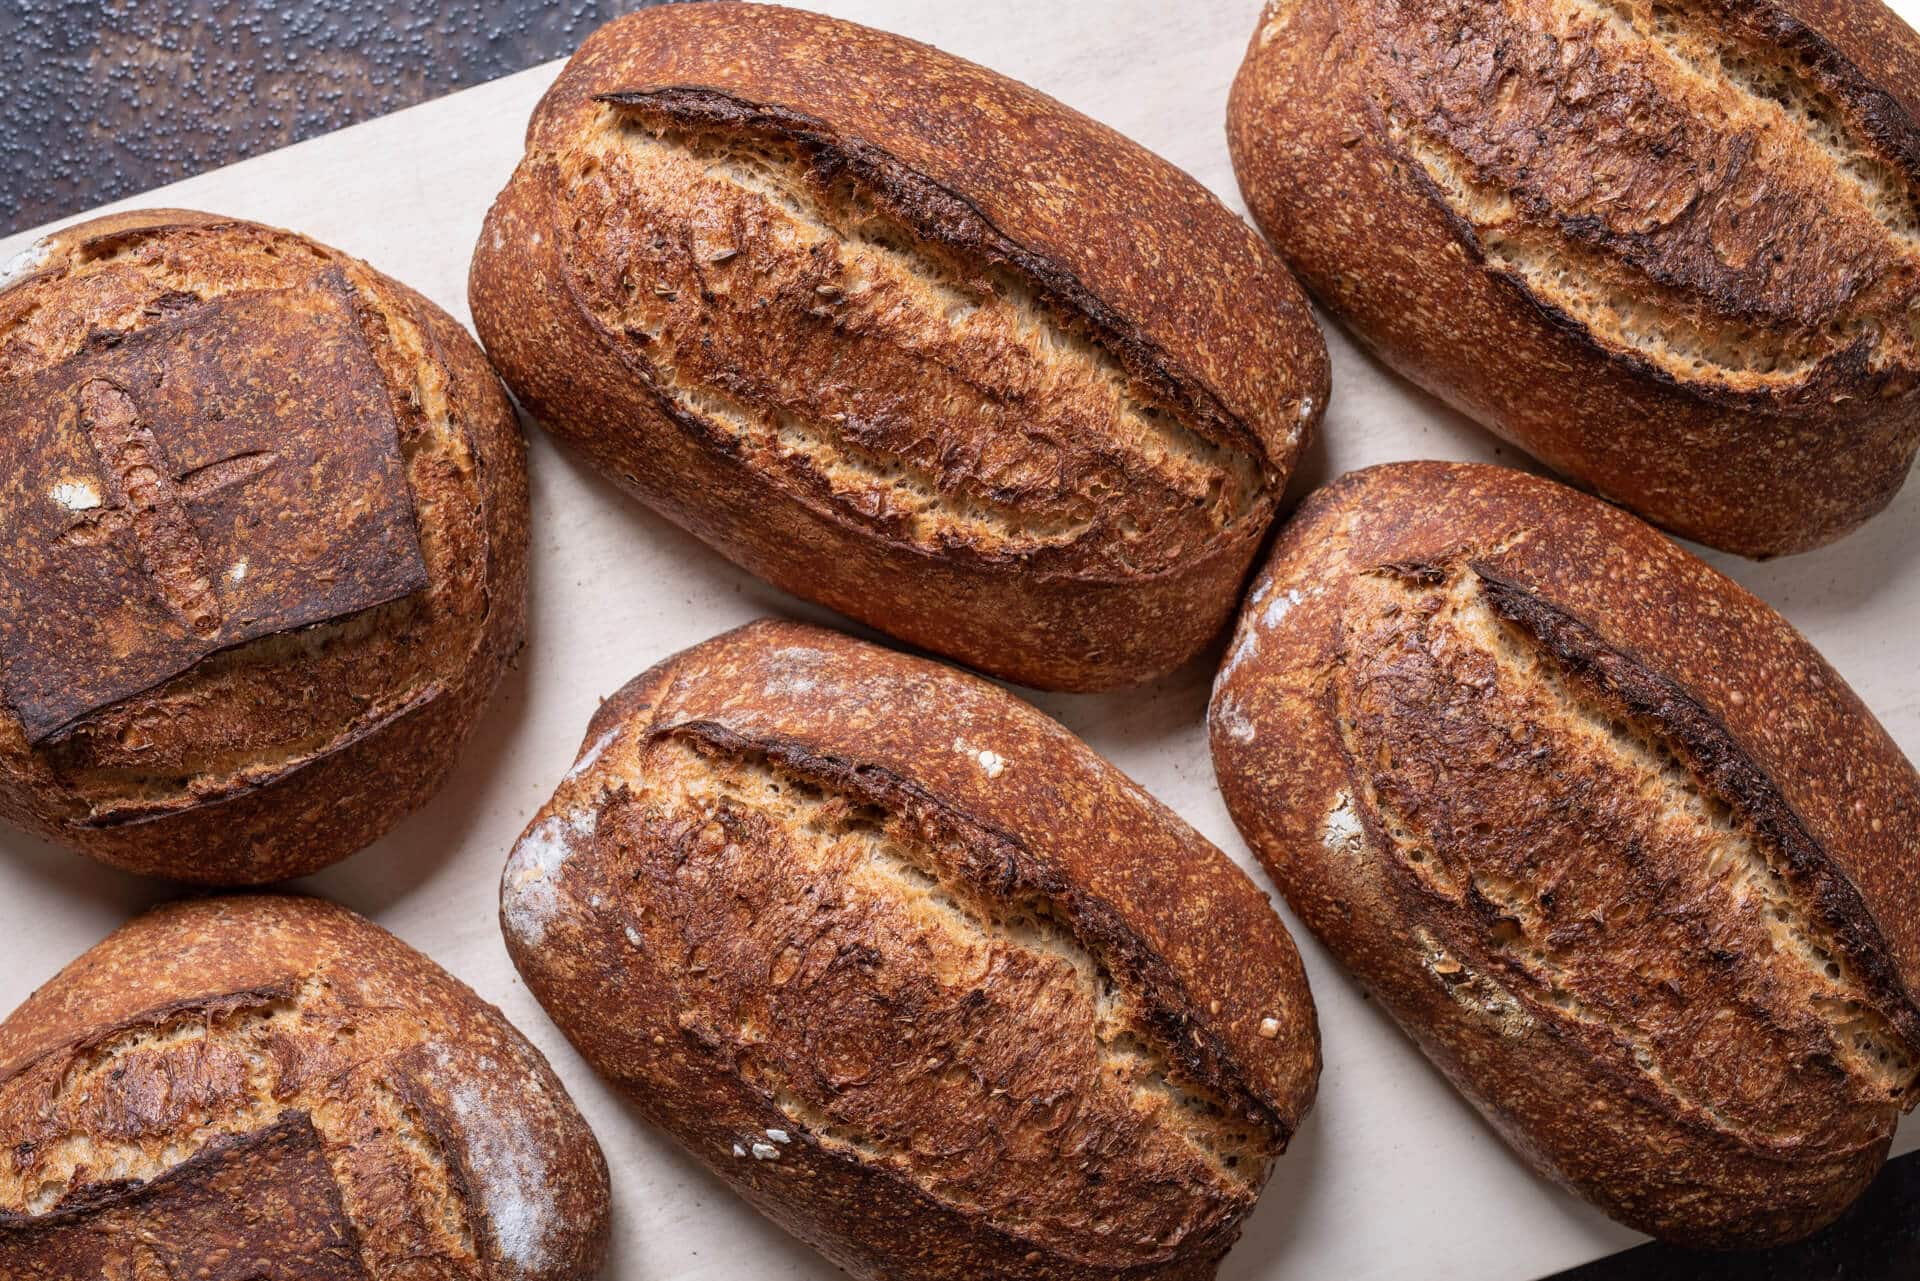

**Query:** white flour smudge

left=0, top=238, right=50, bottom=288
left=502, top=809, right=596, bottom=945
left=438, top=1048, right=563, bottom=1271
left=564, top=726, right=621, bottom=781
left=1321, top=791, right=1365, bottom=856
left=1213, top=693, right=1257, bottom=744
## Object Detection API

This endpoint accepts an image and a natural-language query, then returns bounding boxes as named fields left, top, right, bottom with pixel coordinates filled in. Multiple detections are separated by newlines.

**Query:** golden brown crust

left=0, top=210, right=530, bottom=883
left=1228, top=0, right=1920, bottom=556
left=1209, top=460, right=1920, bottom=1246
left=502, top=620, right=1319, bottom=1280
left=471, top=2, right=1328, bottom=690
left=0, top=894, right=610, bottom=1279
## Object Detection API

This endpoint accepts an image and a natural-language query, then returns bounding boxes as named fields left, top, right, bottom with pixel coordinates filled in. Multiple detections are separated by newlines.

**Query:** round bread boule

left=0, top=893, right=610, bottom=1278
left=0, top=209, right=529, bottom=883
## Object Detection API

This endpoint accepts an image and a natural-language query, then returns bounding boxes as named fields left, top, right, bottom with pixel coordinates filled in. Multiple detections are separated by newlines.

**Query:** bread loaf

left=0, top=894, right=609, bottom=1278
left=501, top=619, right=1320, bottom=1279
left=1209, top=460, right=1920, bottom=1246
left=0, top=210, right=528, bottom=883
left=471, top=3, right=1328, bottom=691
left=1228, top=0, right=1920, bottom=556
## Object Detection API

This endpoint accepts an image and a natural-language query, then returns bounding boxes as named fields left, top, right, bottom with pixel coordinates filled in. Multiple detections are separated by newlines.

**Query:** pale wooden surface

left=0, top=3, right=1915, bottom=1278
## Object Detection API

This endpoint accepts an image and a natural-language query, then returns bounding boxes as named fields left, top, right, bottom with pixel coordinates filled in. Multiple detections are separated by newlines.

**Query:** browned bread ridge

left=1209, top=460, right=1920, bottom=1246
left=0, top=210, right=529, bottom=883
left=470, top=2, right=1329, bottom=691
left=0, top=894, right=610, bottom=1278
left=501, top=619, right=1321, bottom=1280
left=1228, top=0, right=1920, bottom=557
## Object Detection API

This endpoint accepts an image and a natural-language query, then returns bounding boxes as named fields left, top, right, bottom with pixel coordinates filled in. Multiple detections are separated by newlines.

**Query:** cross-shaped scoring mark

left=73, top=378, right=282, bottom=638
left=0, top=267, right=431, bottom=744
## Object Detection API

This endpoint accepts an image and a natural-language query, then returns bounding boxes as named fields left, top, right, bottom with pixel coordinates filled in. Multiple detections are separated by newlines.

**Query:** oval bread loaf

left=0, top=210, right=529, bottom=883
left=0, top=894, right=610, bottom=1278
left=1228, top=0, right=1920, bottom=556
left=1209, top=461, right=1920, bottom=1246
left=501, top=619, right=1320, bottom=1280
left=471, top=3, right=1329, bottom=691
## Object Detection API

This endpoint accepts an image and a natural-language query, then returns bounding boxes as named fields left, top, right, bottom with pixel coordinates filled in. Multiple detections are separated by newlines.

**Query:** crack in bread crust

left=1375, top=0, right=1920, bottom=393
left=0, top=1111, right=372, bottom=1279
left=606, top=723, right=1280, bottom=1266
left=0, top=979, right=482, bottom=1275
left=1332, top=559, right=1917, bottom=1151
left=552, top=89, right=1265, bottom=574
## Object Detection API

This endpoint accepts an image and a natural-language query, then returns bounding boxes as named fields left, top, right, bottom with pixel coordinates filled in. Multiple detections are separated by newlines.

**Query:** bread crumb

left=952, top=738, right=1008, bottom=778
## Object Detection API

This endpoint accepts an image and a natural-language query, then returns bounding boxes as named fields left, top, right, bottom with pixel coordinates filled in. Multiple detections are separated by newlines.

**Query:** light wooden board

left=1, top=3, right=1915, bottom=1277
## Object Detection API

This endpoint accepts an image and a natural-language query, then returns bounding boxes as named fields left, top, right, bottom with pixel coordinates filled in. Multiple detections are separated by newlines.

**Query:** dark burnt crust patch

left=0, top=265, right=429, bottom=746
left=0, top=1110, right=370, bottom=1278
left=589, top=86, right=1273, bottom=478
left=1470, top=563, right=1920, bottom=1049
left=660, top=718, right=1291, bottom=1143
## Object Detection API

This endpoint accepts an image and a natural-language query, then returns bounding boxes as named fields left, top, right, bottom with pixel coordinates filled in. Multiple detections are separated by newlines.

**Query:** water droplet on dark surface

left=0, top=0, right=677, bottom=234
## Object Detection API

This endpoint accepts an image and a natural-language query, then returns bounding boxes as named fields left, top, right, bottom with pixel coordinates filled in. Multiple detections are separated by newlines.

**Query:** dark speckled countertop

left=0, top=4, right=1913, bottom=1279
left=0, top=0, right=663, bottom=234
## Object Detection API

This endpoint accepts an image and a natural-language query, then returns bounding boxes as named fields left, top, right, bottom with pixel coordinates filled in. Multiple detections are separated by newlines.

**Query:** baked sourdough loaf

left=0, top=210, right=528, bottom=883
left=501, top=620, right=1320, bottom=1279
left=470, top=3, right=1329, bottom=692
left=0, top=894, right=609, bottom=1278
left=1228, top=0, right=1920, bottom=557
left=1209, top=461, right=1920, bottom=1246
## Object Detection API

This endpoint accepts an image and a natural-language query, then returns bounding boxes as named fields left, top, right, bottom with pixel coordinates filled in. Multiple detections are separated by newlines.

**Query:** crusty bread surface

left=1210, top=460, right=1920, bottom=1246
left=502, top=619, right=1320, bottom=1280
left=0, top=894, right=610, bottom=1278
left=1229, top=0, right=1920, bottom=556
left=0, top=209, right=529, bottom=883
left=472, top=2, right=1328, bottom=691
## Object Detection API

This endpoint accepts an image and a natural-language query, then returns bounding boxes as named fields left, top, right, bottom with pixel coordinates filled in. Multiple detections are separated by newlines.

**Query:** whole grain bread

left=1228, top=0, right=1920, bottom=557
left=501, top=619, right=1320, bottom=1279
left=1209, top=460, right=1920, bottom=1246
left=0, top=210, right=529, bottom=883
left=470, top=3, right=1329, bottom=692
left=0, top=893, right=610, bottom=1278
